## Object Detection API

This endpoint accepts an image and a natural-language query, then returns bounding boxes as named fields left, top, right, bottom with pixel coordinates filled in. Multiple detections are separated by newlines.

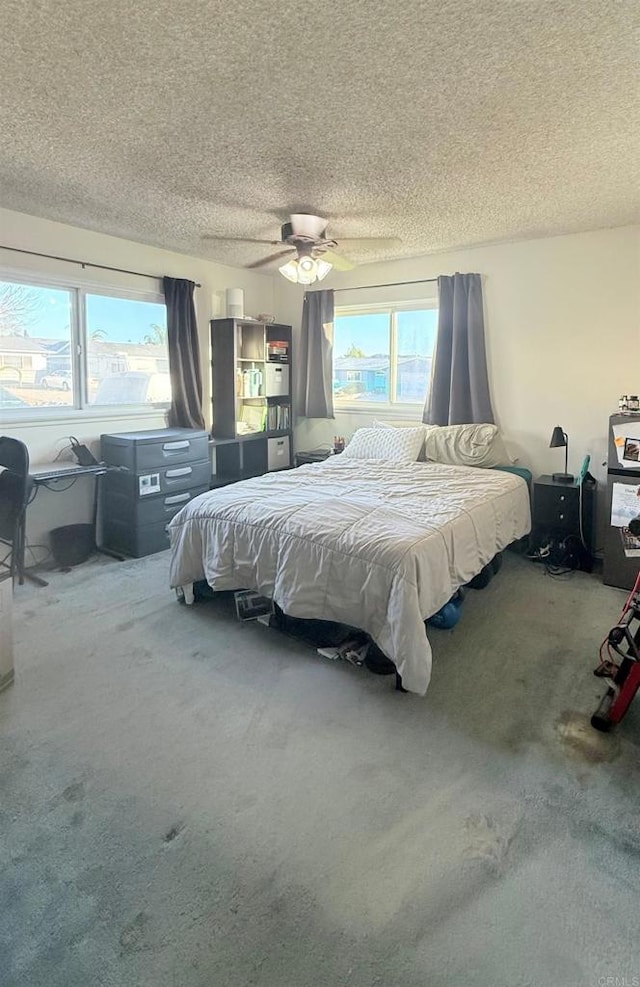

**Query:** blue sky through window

left=86, top=295, right=166, bottom=343
left=334, top=309, right=437, bottom=357
left=333, top=307, right=438, bottom=405
left=0, top=281, right=165, bottom=343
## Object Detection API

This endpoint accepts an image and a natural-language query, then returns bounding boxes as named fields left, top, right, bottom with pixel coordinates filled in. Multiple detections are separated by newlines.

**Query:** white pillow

left=423, top=423, right=512, bottom=468
left=342, top=426, right=425, bottom=463
left=372, top=419, right=434, bottom=461
left=373, top=419, right=429, bottom=430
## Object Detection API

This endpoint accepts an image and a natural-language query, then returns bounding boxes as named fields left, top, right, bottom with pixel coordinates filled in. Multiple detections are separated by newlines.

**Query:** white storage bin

left=268, top=436, right=291, bottom=471
left=265, top=363, right=289, bottom=397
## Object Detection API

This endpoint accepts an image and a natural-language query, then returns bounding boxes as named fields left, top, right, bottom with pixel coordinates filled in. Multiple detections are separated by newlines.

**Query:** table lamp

left=549, top=426, right=574, bottom=483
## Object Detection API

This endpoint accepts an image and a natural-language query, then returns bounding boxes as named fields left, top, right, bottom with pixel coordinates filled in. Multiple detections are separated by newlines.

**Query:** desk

left=24, top=462, right=113, bottom=586
left=30, top=462, right=108, bottom=484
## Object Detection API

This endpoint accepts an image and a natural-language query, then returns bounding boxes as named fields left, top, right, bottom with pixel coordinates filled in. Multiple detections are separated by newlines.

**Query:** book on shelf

left=266, top=403, right=291, bottom=432
left=267, top=341, right=289, bottom=362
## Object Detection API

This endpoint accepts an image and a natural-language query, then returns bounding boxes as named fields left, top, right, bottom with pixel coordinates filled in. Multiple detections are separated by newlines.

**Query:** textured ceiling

left=1, top=0, right=639, bottom=270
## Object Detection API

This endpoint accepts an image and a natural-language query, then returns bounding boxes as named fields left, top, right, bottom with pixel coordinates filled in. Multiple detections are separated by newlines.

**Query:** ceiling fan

left=204, top=214, right=401, bottom=284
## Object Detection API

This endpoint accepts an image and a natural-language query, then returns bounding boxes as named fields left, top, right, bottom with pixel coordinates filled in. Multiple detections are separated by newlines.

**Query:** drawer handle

left=559, top=513, right=564, bottom=520
left=559, top=495, right=565, bottom=501
left=166, top=466, right=192, bottom=478
left=163, top=440, right=190, bottom=452
left=165, top=492, right=191, bottom=505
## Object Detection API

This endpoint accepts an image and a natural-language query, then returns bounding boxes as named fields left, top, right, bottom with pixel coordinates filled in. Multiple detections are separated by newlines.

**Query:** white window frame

left=0, top=268, right=169, bottom=424
left=333, top=299, right=438, bottom=415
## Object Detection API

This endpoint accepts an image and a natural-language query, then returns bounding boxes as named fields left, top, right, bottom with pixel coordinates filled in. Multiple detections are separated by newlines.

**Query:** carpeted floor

left=1, top=551, right=639, bottom=987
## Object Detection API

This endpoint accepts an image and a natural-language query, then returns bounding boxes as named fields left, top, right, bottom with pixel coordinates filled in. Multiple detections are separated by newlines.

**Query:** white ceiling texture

left=1, top=0, right=638, bottom=270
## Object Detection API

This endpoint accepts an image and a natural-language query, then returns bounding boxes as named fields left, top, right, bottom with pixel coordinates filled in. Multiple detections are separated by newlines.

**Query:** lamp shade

left=278, top=256, right=333, bottom=285
left=316, top=259, right=332, bottom=281
left=549, top=426, right=567, bottom=448
left=278, top=260, right=299, bottom=283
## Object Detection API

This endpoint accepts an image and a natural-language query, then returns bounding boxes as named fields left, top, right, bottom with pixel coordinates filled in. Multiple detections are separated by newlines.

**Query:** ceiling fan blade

left=322, top=249, right=355, bottom=272
left=246, top=250, right=295, bottom=269
left=335, top=237, right=402, bottom=250
left=202, top=236, right=282, bottom=245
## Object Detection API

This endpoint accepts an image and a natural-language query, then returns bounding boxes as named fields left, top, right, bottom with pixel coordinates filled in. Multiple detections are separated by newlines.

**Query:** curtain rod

left=332, top=276, right=438, bottom=293
left=0, top=244, right=202, bottom=287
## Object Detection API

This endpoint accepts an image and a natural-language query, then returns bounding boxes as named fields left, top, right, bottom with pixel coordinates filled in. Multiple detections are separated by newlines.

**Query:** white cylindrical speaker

left=226, top=288, right=244, bottom=319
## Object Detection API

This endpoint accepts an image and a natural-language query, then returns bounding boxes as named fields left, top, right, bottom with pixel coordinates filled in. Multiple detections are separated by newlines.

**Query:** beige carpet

left=1, top=551, right=639, bottom=987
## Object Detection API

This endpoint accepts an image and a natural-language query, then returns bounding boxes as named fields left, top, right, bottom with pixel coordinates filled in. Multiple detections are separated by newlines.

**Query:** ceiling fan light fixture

left=297, top=254, right=317, bottom=275
left=316, top=259, right=332, bottom=281
left=296, top=264, right=316, bottom=286
left=278, top=259, right=300, bottom=283
left=278, top=253, right=332, bottom=285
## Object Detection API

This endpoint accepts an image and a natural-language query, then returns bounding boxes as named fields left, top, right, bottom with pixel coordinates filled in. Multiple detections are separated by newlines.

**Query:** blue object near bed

left=493, top=464, right=532, bottom=490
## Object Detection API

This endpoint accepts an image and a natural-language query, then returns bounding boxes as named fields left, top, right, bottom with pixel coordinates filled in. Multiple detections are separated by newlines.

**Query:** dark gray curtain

left=296, top=289, right=335, bottom=419
left=163, top=277, right=206, bottom=430
left=423, top=273, right=494, bottom=425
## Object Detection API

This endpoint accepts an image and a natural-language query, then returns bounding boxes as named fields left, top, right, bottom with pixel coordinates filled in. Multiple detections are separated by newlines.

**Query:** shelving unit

left=210, top=318, right=293, bottom=486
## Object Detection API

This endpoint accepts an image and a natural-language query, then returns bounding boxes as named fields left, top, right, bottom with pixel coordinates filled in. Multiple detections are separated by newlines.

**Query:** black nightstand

left=294, top=448, right=334, bottom=467
left=531, top=474, right=596, bottom=560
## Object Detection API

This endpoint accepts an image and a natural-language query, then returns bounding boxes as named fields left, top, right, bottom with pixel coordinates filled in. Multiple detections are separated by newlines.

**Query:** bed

left=168, top=456, right=531, bottom=695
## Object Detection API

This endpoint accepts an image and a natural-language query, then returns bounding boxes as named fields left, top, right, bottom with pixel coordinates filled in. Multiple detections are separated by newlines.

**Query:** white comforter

left=168, top=458, right=531, bottom=695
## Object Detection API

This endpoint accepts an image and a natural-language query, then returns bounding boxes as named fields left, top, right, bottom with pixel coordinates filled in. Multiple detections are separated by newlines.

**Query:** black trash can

left=49, top=524, right=95, bottom=567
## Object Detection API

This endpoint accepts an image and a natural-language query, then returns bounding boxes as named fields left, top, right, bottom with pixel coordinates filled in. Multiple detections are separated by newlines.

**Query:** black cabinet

left=603, top=412, right=640, bottom=590
left=531, top=474, right=595, bottom=558
left=101, top=428, right=210, bottom=557
left=295, top=449, right=334, bottom=467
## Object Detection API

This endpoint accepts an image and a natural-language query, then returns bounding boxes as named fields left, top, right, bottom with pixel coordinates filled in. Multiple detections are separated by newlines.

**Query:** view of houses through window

left=333, top=305, right=438, bottom=406
left=0, top=278, right=169, bottom=414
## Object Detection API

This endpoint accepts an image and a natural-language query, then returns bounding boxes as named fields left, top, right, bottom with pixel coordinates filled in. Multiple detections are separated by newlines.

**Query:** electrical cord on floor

left=40, top=477, right=79, bottom=492
left=25, top=543, right=52, bottom=568
left=528, top=533, right=587, bottom=578
left=544, top=565, right=575, bottom=579
left=579, top=479, right=586, bottom=550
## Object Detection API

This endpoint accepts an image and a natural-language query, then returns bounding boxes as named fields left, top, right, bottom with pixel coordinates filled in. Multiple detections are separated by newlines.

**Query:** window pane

left=395, top=309, right=438, bottom=404
left=333, top=312, right=390, bottom=404
left=0, top=279, right=75, bottom=412
left=86, top=294, right=169, bottom=405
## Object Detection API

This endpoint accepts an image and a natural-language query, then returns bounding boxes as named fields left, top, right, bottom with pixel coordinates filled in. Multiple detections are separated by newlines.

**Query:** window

left=333, top=304, right=438, bottom=408
left=0, top=276, right=169, bottom=416
left=86, top=293, right=169, bottom=406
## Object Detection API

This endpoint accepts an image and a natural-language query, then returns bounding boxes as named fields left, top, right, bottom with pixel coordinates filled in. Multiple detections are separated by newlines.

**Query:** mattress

left=168, top=458, right=531, bottom=695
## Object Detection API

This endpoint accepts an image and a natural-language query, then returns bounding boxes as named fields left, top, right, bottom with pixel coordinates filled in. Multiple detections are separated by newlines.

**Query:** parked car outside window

left=92, top=371, right=171, bottom=406
left=40, top=370, right=72, bottom=391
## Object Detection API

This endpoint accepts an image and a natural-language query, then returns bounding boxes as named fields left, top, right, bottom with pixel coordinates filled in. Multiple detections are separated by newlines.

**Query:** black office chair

left=0, top=436, right=32, bottom=584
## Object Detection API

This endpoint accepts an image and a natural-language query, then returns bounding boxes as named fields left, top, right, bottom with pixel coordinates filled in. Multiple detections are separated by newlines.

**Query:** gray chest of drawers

left=100, top=428, right=210, bottom=557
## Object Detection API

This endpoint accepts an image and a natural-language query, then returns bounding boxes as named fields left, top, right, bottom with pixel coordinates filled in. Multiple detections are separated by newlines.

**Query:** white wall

left=4, top=211, right=638, bottom=551
left=277, top=225, right=640, bottom=510
left=0, top=207, right=275, bottom=545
